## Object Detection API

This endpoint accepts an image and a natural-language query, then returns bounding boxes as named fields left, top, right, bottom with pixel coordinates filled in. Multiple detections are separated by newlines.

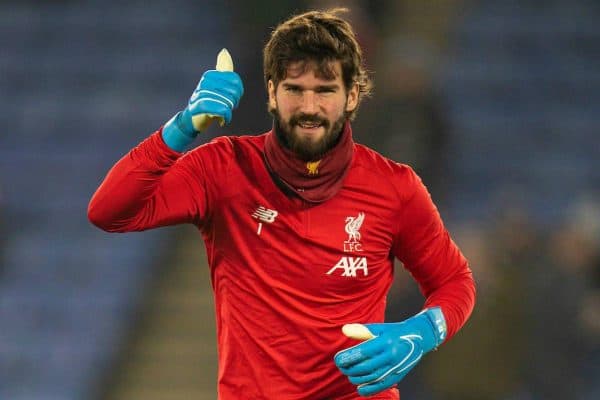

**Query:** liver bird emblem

left=345, top=212, right=365, bottom=242
left=306, top=160, right=321, bottom=176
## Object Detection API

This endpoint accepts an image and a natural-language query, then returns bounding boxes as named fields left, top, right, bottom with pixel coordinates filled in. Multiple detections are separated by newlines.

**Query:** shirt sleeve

left=391, top=166, right=476, bottom=341
left=88, top=130, right=219, bottom=232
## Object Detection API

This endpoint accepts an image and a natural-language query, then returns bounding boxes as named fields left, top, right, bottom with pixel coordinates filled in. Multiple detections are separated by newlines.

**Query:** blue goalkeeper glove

left=334, top=307, right=447, bottom=397
left=162, top=68, right=243, bottom=151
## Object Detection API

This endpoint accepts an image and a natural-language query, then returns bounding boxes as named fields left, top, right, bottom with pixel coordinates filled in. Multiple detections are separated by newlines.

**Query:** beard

left=271, top=108, right=347, bottom=162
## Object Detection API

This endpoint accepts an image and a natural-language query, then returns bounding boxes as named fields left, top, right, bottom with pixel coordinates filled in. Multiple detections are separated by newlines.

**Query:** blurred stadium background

left=1, top=0, right=598, bottom=399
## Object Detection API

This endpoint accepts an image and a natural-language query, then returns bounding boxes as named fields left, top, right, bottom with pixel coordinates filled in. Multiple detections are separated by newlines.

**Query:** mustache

left=289, top=113, right=329, bottom=128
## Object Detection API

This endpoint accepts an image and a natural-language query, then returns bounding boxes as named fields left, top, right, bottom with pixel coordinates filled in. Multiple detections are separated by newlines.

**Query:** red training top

left=88, top=129, right=475, bottom=400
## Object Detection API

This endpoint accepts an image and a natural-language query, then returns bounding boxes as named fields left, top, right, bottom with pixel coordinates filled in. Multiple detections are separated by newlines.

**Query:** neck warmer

left=263, top=121, right=354, bottom=203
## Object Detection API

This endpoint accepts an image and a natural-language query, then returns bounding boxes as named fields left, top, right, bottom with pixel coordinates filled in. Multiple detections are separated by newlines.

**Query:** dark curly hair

left=263, top=8, right=372, bottom=119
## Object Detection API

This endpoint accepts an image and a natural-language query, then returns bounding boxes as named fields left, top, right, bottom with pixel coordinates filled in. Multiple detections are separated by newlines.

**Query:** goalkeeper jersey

left=88, top=129, right=475, bottom=400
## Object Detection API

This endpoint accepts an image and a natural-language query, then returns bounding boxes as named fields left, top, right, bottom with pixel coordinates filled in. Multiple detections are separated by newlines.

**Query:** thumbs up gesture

left=162, top=49, right=244, bottom=151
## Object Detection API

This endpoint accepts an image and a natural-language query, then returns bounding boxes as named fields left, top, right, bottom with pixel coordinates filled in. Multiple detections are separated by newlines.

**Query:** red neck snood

left=263, top=121, right=354, bottom=203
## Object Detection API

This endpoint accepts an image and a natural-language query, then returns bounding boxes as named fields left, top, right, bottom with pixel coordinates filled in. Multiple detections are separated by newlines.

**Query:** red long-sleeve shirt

left=88, top=130, right=475, bottom=400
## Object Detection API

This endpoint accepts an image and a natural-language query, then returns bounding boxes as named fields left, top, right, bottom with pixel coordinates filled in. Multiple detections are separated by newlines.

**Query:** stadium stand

left=439, top=0, right=600, bottom=225
left=0, top=1, right=228, bottom=399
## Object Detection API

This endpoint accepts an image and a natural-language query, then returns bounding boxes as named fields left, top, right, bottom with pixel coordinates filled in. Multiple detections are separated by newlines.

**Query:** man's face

left=268, top=61, right=359, bottom=161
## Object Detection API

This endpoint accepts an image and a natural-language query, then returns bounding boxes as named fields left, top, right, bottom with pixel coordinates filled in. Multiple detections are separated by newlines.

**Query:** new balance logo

left=326, top=256, right=368, bottom=277
left=252, top=206, right=278, bottom=235
left=252, top=206, right=278, bottom=223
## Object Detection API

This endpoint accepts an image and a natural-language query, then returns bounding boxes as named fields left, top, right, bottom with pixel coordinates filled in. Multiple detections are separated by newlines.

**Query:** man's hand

left=162, top=49, right=244, bottom=151
left=334, top=307, right=447, bottom=397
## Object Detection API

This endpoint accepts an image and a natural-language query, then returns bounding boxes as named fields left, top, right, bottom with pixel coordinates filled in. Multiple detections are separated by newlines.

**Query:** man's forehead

left=283, top=60, right=341, bottom=81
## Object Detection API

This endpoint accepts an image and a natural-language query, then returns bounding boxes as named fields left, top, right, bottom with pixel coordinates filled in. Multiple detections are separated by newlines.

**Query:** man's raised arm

left=88, top=50, right=243, bottom=232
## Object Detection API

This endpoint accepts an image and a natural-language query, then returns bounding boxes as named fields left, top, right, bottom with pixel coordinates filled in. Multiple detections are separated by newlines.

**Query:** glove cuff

left=420, top=307, right=447, bottom=347
left=162, top=109, right=197, bottom=152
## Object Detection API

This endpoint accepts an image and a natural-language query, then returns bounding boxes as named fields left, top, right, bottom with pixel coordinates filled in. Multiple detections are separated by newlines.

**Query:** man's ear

left=345, top=82, right=359, bottom=112
left=268, top=80, right=277, bottom=110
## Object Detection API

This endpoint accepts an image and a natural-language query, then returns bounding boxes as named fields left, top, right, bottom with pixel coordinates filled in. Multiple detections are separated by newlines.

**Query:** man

left=89, top=8, right=475, bottom=400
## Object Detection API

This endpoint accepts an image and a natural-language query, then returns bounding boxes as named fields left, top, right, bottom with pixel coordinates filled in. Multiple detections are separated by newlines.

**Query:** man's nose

left=299, top=91, right=318, bottom=113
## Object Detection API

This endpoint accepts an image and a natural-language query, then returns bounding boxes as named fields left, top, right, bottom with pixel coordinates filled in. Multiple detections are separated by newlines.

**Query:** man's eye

left=286, top=87, right=301, bottom=93
left=317, top=88, right=335, bottom=94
